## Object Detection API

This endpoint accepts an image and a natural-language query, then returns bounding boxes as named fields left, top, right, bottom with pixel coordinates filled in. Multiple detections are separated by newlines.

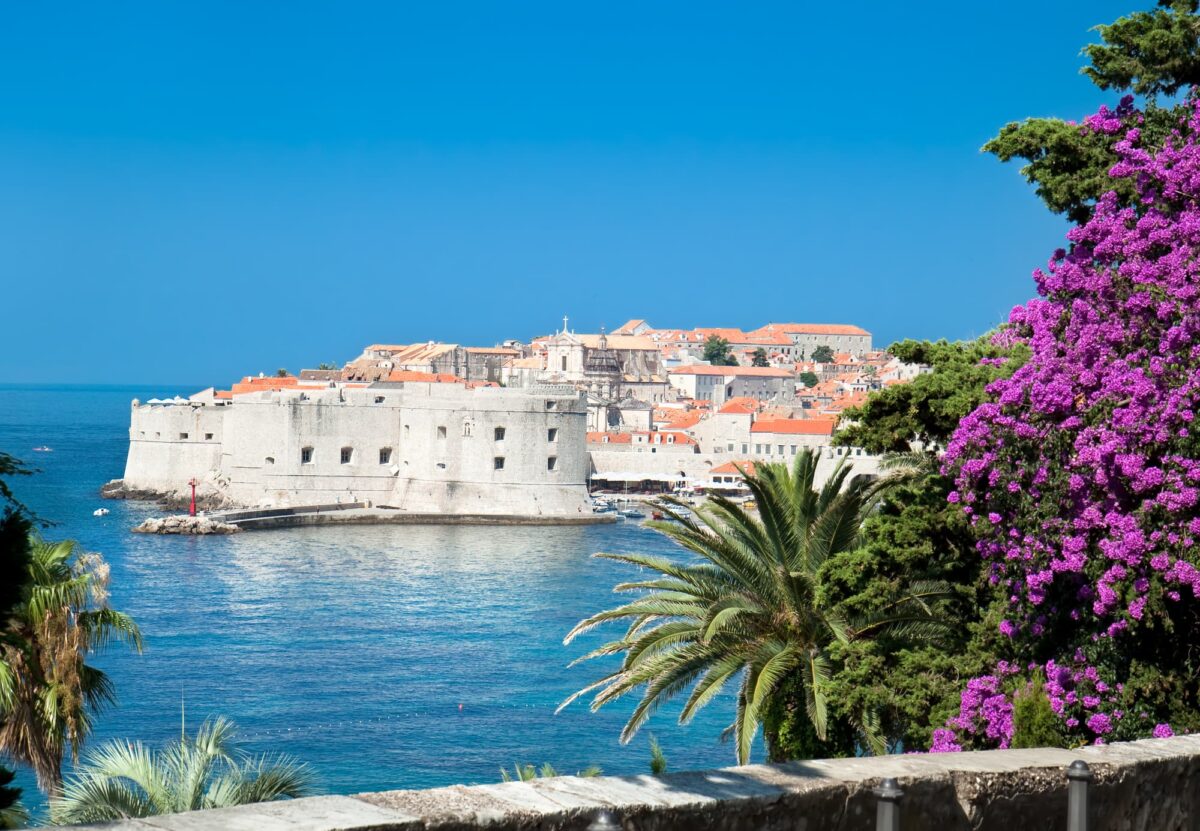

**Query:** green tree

left=0, top=537, right=143, bottom=795
left=984, top=1, right=1200, bottom=223
left=810, top=345, right=834, bottom=363
left=835, top=338, right=1026, bottom=455
left=316, top=362, right=340, bottom=371
left=750, top=348, right=769, bottom=367
left=817, top=337, right=1027, bottom=749
left=560, top=452, right=945, bottom=763
left=702, top=336, right=738, bottom=366
left=49, top=717, right=311, bottom=824
left=798, top=371, right=819, bottom=388
left=274, top=368, right=289, bottom=377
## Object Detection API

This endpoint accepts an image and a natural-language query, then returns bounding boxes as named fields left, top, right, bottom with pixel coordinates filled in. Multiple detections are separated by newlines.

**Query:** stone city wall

left=118, top=382, right=592, bottom=517
left=41, top=735, right=1200, bottom=830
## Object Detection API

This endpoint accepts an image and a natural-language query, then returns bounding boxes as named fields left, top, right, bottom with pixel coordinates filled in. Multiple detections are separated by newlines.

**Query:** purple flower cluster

left=938, top=675, right=1015, bottom=749
left=936, top=94, right=1200, bottom=749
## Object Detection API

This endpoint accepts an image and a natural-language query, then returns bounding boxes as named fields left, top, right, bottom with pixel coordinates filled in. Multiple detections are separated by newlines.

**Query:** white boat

left=93, top=508, right=110, bottom=517
left=32, top=445, right=52, bottom=452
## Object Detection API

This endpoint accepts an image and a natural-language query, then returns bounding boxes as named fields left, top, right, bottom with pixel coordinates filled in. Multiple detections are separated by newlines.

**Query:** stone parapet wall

left=42, top=735, right=1200, bottom=830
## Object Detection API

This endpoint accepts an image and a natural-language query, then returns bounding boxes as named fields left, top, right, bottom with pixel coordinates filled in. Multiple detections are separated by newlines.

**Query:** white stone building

left=119, top=381, right=593, bottom=518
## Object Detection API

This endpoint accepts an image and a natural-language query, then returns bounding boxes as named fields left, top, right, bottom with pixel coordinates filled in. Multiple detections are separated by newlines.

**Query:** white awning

left=590, top=472, right=688, bottom=482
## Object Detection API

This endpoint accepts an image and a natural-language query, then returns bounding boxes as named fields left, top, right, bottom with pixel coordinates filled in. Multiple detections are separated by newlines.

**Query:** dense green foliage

left=1010, top=676, right=1066, bottom=750
left=702, top=335, right=738, bottom=366
left=984, top=1, right=1200, bottom=222
left=750, top=348, right=769, bottom=367
left=49, top=717, right=312, bottom=824
left=798, top=371, right=819, bottom=388
left=562, top=451, right=946, bottom=763
left=834, top=339, right=1026, bottom=455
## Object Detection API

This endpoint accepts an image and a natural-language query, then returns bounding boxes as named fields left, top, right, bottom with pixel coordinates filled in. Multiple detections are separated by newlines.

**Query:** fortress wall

left=122, top=404, right=227, bottom=491
left=220, top=387, right=403, bottom=507
left=117, top=383, right=592, bottom=515
left=392, top=384, right=590, bottom=516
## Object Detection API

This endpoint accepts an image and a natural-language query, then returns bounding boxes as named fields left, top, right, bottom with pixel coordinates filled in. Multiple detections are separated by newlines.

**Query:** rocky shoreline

left=133, top=515, right=241, bottom=535
left=101, top=479, right=231, bottom=511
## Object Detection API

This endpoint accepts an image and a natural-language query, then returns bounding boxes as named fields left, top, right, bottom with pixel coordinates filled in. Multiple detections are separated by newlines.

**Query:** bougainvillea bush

left=936, top=94, right=1200, bottom=750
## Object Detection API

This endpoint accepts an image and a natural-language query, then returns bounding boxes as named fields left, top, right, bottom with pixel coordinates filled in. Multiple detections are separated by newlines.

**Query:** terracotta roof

left=612, top=319, right=649, bottom=335
left=752, top=323, right=871, bottom=336
left=669, top=365, right=793, bottom=378
left=588, top=430, right=697, bottom=446
left=693, top=328, right=751, bottom=342
left=750, top=418, right=836, bottom=436
left=710, top=460, right=757, bottom=476
left=362, top=343, right=459, bottom=362
left=464, top=347, right=521, bottom=355
left=660, top=411, right=704, bottom=430
left=719, top=398, right=760, bottom=414
left=386, top=370, right=467, bottom=384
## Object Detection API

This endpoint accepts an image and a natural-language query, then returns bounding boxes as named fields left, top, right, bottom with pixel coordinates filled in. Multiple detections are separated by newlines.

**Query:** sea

left=0, top=384, right=738, bottom=818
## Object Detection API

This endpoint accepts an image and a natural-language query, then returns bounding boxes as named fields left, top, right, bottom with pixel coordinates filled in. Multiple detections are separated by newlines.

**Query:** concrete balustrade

left=37, top=735, right=1200, bottom=830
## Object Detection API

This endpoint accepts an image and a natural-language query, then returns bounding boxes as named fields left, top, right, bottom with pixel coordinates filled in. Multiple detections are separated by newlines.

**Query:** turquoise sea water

left=0, top=384, right=739, bottom=815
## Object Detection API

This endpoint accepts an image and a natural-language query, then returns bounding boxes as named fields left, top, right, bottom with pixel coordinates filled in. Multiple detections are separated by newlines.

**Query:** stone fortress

left=109, top=317, right=917, bottom=520
left=114, top=381, right=593, bottom=519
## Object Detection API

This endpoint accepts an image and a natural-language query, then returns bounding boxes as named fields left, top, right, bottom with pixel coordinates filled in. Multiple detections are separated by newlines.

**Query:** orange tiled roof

left=718, top=398, right=760, bottom=415
left=669, top=365, right=793, bottom=378
left=710, top=460, right=758, bottom=476
left=588, top=430, right=697, bottom=445
left=750, top=418, right=836, bottom=436
left=661, top=411, right=704, bottom=430
left=752, top=323, right=871, bottom=336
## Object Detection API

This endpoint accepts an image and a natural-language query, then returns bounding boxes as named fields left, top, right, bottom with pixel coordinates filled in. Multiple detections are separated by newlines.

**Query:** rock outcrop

left=132, top=515, right=241, bottom=535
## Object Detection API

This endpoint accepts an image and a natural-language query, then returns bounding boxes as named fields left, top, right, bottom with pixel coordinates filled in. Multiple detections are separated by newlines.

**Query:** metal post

left=588, top=811, right=621, bottom=831
left=874, top=777, right=903, bottom=831
left=1067, top=760, right=1092, bottom=831
left=188, top=478, right=197, bottom=517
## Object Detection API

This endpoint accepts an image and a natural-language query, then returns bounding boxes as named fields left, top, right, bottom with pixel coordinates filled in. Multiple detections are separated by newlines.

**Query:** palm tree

left=0, top=537, right=143, bottom=795
left=560, top=450, right=945, bottom=764
left=49, top=717, right=312, bottom=825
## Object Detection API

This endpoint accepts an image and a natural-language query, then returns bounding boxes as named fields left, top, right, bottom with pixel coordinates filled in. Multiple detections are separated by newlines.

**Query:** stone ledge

left=32, top=736, right=1200, bottom=830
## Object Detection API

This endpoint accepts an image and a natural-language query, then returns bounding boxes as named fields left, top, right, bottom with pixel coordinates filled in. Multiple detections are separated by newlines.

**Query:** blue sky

left=0, top=1, right=1139, bottom=385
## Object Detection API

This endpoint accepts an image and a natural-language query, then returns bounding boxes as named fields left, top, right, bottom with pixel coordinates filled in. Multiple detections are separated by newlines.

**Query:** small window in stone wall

left=341, top=447, right=353, bottom=464
left=374, top=396, right=385, bottom=404
left=379, top=448, right=392, bottom=464
left=494, top=456, right=505, bottom=470
left=301, top=447, right=314, bottom=464
left=547, top=456, right=557, bottom=471
left=436, top=462, right=446, bottom=470
left=404, top=424, right=410, bottom=438
left=547, top=428, right=558, bottom=442
left=437, top=426, right=447, bottom=439
left=462, top=420, right=474, bottom=437
left=205, top=433, right=214, bottom=440
left=494, top=426, right=506, bottom=441
left=265, top=456, right=275, bottom=464
left=179, top=433, right=188, bottom=440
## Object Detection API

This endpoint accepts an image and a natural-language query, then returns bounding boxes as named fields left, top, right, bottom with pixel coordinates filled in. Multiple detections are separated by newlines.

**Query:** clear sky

left=0, top=1, right=1139, bottom=385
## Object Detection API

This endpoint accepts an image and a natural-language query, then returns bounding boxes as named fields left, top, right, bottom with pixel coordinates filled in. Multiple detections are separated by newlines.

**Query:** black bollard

left=874, top=777, right=903, bottom=831
left=1066, top=760, right=1092, bottom=831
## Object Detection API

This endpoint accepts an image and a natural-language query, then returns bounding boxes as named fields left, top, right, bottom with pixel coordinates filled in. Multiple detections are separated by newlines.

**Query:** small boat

left=93, top=508, right=110, bottom=517
left=618, top=508, right=646, bottom=520
left=32, top=446, right=52, bottom=452
left=651, top=510, right=665, bottom=521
